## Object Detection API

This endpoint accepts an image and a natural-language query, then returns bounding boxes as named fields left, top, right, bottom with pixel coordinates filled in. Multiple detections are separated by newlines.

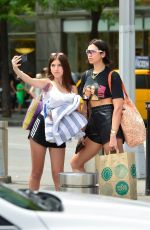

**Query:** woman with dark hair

left=12, top=53, right=87, bottom=190
left=71, top=39, right=124, bottom=172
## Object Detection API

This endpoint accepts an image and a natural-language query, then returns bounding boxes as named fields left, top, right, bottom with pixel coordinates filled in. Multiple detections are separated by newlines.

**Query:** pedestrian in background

left=11, top=53, right=86, bottom=191
left=71, top=38, right=124, bottom=172
left=9, top=72, right=20, bottom=111
left=16, top=80, right=28, bottom=113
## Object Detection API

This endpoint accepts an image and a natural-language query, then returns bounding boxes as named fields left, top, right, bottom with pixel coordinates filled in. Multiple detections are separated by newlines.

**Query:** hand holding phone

left=20, top=54, right=27, bottom=63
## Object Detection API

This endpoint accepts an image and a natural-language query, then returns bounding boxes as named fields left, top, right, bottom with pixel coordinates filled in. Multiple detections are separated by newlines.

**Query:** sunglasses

left=86, top=49, right=103, bottom=55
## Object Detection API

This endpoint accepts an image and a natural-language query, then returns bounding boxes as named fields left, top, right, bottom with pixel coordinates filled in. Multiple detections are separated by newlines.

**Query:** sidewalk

left=0, top=109, right=26, bottom=127
left=1, top=110, right=150, bottom=202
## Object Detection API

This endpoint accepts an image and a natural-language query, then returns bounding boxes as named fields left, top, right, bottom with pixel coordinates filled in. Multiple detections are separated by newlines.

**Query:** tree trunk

left=0, top=20, right=11, bottom=117
left=90, top=11, right=101, bottom=40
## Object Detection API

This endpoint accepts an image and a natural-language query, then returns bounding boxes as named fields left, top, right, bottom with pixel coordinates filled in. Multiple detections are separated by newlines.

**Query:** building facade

left=8, top=1, right=150, bottom=75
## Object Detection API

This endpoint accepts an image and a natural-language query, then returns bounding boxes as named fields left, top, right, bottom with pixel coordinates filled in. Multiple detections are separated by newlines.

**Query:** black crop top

left=79, top=66, right=124, bottom=101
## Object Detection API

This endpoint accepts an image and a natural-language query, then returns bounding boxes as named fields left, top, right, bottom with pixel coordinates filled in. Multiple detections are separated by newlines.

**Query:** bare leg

left=49, top=147, right=65, bottom=191
left=29, top=138, right=46, bottom=191
left=70, top=137, right=102, bottom=172
left=18, top=104, right=22, bottom=113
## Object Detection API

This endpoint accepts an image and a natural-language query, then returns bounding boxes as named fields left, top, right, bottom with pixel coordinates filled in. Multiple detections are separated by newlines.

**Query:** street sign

left=135, top=56, right=150, bottom=69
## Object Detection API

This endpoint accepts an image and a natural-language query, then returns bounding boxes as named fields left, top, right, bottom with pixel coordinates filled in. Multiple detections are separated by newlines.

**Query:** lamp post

left=119, top=0, right=135, bottom=101
left=145, top=102, right=150, bottom=195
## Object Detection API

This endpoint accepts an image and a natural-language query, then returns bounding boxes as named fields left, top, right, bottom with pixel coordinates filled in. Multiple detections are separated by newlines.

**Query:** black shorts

left=28, top=114, right=66, bottom=148
left=85, top=104, right=124, bottom=145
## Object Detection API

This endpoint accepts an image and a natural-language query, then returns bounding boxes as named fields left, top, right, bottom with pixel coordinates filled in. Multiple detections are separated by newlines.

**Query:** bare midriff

left=90, top=98, right=112, bottom=108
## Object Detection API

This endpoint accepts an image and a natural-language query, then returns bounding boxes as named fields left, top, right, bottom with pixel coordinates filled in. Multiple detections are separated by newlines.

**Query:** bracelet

left=110, top=133, right=116, bottom=137
left=111, top=129, right=117, bottom=135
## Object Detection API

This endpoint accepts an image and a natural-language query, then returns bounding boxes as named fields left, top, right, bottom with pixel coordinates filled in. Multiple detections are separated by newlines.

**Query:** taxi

left=135, top=69, right=150, bottom=121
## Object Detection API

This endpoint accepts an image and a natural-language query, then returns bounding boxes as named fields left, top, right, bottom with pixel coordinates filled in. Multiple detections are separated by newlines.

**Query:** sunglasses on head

left=86, top=49, right=103, bottom=55
left=51, top=52, right=64, bottom=56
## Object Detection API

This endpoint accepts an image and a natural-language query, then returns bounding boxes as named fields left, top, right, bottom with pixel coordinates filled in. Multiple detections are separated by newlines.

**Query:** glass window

left=8, top=17, right=36, bottom=75
left=9, top=37, right=36, bottom=76
left=64, top=31, right=119, bottom=73
left=136, top=75, right=147, bottom=88
left=0, top=184, right=63, bottom=212
left=0, top=216, right=19, bottom=229
left=146, top=75, right=150, bottom=89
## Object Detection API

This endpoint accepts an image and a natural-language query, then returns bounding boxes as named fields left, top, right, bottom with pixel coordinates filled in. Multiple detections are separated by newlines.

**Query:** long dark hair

left=47, top=53, right=74, bottom=92
left=89, top=39, right=111, bottom=65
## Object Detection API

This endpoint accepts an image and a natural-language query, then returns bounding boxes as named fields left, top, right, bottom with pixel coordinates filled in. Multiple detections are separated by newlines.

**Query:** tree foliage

left=0, top=1, right=49, bottom=21
left=50, top=0, right=119, bottom=39
left=51, top=0, right=115, bottom=11
left=0, top=0, right=49, bottom=117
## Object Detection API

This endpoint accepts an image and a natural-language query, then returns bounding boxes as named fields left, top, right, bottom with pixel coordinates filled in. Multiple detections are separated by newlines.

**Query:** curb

left=8, top=121, right=22, bottom=127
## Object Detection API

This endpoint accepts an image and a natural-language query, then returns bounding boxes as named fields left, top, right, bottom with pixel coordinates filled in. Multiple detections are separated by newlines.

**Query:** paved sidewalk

left=0, top=109, right=26, bottom=126
left=1, top=110, right=150, bottom=203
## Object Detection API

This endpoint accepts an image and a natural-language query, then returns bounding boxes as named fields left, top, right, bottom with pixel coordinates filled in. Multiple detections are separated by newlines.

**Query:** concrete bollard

left=0, top=121, right=11, bottom=183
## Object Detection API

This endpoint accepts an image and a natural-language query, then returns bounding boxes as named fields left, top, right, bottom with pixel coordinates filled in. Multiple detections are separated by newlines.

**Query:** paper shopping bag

left=96, top=152, right=137, bottom=200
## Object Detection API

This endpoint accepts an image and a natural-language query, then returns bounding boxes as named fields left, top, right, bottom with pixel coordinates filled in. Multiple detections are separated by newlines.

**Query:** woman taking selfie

left=12, top=53, right=86, bottom=190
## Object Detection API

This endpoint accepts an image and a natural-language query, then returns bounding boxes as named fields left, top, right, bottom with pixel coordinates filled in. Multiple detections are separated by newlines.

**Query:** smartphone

left=21, top=54, right=27, bottom=63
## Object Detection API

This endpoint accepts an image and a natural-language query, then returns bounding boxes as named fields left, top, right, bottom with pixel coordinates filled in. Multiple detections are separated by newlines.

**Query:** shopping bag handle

left=105, top=149, right=119, bottom=155
left=108, top=71, right=129, bottom=98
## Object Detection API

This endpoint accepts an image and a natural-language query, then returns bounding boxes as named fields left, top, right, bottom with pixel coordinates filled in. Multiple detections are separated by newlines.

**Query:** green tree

left=0, top=0, right=48, bottom=117
left=50, top=0, right=119, bottom=39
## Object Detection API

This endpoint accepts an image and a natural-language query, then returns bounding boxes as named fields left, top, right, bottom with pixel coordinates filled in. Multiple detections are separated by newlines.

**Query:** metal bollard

left=0, top=121, right=11, bottom=183
left=59, top=172, right=99, bottom=194
left=145, top=102, right=150, bottom=195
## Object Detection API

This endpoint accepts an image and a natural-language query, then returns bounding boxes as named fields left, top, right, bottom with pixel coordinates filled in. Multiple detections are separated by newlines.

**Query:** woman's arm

left=72, top=85, right=82, bottom=112
left=72, top=85, right=78, bottom=94
left=29, top=86, right=36, bottom=98
left=12, top=56, right=50, bottom=89
left=111, top=98, right=123, bottom=132
left=72, top=84, right=87, bottom=115
left=109, top=98, right=124, bottom=150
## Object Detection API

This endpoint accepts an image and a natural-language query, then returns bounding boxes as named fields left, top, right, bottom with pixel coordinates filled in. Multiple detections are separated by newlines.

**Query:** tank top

left=42, top=84, right=75, bottom=109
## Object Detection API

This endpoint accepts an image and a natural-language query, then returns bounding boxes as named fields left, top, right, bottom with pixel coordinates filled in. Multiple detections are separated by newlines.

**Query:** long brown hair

left=47, top=53, right=74, bottom=92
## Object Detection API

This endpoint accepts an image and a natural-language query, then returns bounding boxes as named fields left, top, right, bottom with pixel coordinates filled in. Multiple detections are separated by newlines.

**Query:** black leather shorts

left=85, top=104, right=124, bottom=145
left=28, top=114, right=66, bottom=148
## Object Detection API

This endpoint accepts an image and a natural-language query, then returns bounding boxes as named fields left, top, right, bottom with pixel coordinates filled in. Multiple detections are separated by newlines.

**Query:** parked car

left=1, top=183, right=150, bottom=230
